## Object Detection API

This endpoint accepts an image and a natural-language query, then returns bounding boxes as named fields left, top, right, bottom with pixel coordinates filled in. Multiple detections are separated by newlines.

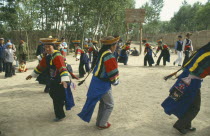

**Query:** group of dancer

left=143, top=32, right=193, bottom=67
left=26, top=36, right=120, bottom=129
left=24, top=33, right=210, bottom=135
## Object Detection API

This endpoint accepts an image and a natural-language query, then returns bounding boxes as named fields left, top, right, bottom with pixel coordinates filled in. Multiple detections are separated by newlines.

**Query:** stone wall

left=143, top=30, right=210, bottom=50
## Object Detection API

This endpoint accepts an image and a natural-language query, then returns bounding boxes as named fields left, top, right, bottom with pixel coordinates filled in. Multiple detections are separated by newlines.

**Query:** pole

left=139, top=23, right=142, bottom=55
left=126, top=23, right=129, bottom=41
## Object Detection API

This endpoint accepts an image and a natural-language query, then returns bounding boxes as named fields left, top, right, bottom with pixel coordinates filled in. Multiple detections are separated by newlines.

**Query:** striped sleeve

left=104, top=53, right=119, bottom=83
left=52, top=53, right=70, bottom=82
left=189, top=52, right=210, bottom=78
left=34, top=56, right=47, bottom=74
left=76, top=48, right=81, bottom=59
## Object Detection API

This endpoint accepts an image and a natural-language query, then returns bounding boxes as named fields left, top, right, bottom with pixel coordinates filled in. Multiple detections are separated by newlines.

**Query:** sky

left=135, top=0, right=208, bottom=21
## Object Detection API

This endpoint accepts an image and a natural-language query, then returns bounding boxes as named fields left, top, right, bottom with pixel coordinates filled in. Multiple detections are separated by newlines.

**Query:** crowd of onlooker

left=0, top=38, right=28, bottom=78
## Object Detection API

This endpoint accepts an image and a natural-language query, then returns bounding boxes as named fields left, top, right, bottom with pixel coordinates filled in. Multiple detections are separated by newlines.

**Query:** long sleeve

left=182, top=39, right=186, bottom=51
left=52, top=54, right=70, bottom=82
left=75, top=47, right=82, bottom=59
left=190, top=40, right=193, bottom=51
left=104, top=54, right=119, bottom=84
left=175, top=41, right=178, bottom=50
left=33, top=56, right=47, bottom=75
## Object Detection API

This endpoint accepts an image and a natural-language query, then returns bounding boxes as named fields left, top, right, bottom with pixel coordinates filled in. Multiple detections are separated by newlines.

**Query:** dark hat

left=178, top=35, right=182, bottom=38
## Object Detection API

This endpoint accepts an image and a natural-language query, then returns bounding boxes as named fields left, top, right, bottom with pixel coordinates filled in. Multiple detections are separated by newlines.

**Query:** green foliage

left=1, top=0, right=135, bottom=41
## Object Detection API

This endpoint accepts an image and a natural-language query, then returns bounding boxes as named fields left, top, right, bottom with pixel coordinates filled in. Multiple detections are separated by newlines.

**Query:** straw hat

left=100, top=36, right=120, bottom=45
left=72, top=40, right=80, bottom=44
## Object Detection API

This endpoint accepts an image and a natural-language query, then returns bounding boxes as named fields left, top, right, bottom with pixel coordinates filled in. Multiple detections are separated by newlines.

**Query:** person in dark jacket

left=155, top=41, right=170, bottom=66
left=174, top=35, right=183, bottom=66
left=0, top=38, right=5, bottom=72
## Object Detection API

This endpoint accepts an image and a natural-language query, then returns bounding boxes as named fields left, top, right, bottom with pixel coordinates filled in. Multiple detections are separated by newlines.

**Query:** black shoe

left=53, top=117, right=65, bottom=122
left=178, top=65, right=182, bottom=66
left=173, top=62, right=175, bottom=65
left=173, top=125, right=188, bottom=134
left=186, top=127, right=196, bottom=132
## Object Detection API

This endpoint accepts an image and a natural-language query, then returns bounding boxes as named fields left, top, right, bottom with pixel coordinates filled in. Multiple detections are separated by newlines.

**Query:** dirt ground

left=0, top=44, right=210, bottom=136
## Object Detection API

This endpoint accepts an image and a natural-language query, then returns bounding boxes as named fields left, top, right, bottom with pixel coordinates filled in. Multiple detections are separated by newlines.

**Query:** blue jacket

left=0, top=44, right=5, bottom=58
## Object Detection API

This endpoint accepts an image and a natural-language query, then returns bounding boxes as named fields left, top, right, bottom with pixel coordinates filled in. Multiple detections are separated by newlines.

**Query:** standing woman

left=78, top=36, right=120, bottom=129
left=26, top=40, right=74, bottom=121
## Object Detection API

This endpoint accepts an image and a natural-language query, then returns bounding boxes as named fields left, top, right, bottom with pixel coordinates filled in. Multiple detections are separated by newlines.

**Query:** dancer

left=78, top=36, right=120, bottom=129
left=162, top=42, right=210, bottom=134
left=26, top=40, right=74, bottom=121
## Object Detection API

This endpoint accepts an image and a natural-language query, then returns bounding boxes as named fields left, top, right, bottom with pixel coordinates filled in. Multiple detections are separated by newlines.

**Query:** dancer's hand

left=60, top=81, right=68, bottom=88
left=26, top=75, right=32, bottom=80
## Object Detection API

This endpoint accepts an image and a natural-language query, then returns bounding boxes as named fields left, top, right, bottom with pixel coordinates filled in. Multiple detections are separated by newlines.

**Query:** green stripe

left=107, top=69, right=118, bottom=76
left=191, top=56, right=210, bottom=76
left=52, top=52, right=62, bottom=60
left=104, top=54, right=114, bottom=62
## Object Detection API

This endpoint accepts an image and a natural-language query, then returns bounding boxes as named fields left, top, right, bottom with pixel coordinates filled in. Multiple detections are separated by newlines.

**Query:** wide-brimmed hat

left=72, top=40, right=80, bottom=44
left=92, top=41, right=98, bottom=44
left=40, top=38, right=57, bottom=43
left=0, top=38, right=4, bottom=40
left=100, top=36, right=120, bottom=45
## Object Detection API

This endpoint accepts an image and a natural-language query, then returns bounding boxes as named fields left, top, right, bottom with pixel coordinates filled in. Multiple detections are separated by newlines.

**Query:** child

left=18, top=60, right=28, bottom=72
left=4, top=43, right=15, bottom=78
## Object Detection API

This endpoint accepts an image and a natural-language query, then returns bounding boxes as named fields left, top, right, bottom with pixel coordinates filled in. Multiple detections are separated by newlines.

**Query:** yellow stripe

left=189, top=52, right=210, bottom=72
left=183, top=51, right=197, bottom=67
left=35, top=68, right=41, bottom=73
left=94, top=50, right=111, bottom=76
left=111, top=75, right=119, bottom=81
left=60, top=71, right=69, bottom=76
left=59, top=66, right=66, bottom=72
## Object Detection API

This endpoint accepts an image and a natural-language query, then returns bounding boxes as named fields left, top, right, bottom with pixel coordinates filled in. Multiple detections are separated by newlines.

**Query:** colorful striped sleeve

left=104, top=53, right=119, bottom=83
left=52, top=53, right=70, bottom=82
left=189, top=52, right=210, bottom=78
left=76, top=48, right=82, bottom=59
left=34, top=56, right=47, bottom=74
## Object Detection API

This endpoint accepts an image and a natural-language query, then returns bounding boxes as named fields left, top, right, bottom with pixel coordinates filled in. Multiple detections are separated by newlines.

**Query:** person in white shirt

left=173, top=35, right=183, bottom=66
left=182, top=33, right=193, bottom=66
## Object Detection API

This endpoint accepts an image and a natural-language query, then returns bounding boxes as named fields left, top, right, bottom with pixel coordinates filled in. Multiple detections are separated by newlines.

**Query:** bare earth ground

left=0, top=44, right=210, bottom=136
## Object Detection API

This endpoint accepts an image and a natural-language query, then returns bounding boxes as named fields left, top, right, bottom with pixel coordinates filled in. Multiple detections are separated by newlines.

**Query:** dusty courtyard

left=0, top=44, right=210, bottom=136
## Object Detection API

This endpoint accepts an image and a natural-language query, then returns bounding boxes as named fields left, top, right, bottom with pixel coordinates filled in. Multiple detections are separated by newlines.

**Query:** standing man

left=174, top=35, right=183, bottom=66
left=18, top=40, right=28, bottom=62
left=73, top=40, right=90, bottom=78
left=182, top=33, right=193, bottom=66
left=144, top=43, right=154, bottom=67
left=0, top=38, right=5, bottom=73
left=156, top=41, right=170, bottom=66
